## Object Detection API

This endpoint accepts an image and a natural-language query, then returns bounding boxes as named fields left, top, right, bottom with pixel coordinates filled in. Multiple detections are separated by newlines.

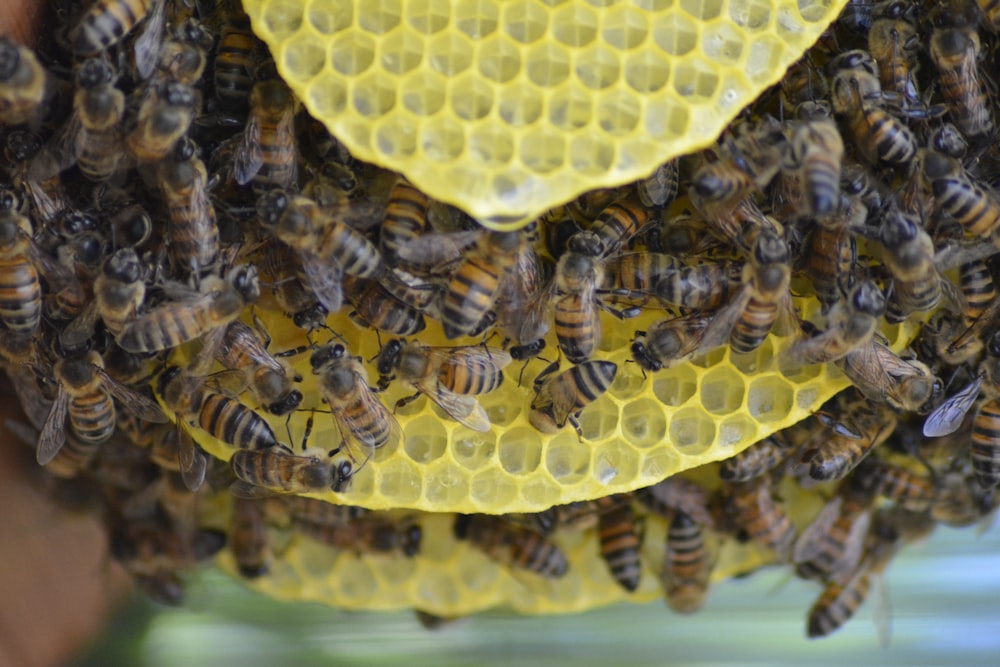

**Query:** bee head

left=228, top=264, right=260, bottom=303
left=77, top=58, right=113, bottom=89
left=310, top=342, right=347, bottom=373
left=376, top=339, right=404, bottom=378
left=255, top=190, right=290, bottom=228
left=331, top=460, right=354, bottom=493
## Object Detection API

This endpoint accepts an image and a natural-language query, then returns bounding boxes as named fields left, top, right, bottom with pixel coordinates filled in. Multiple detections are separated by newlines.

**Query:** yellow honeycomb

left=208, top=463, right=832, bottom=615
left=168, top=298, right=917, bottom=514
left=241, top=0, right=849, bottom=228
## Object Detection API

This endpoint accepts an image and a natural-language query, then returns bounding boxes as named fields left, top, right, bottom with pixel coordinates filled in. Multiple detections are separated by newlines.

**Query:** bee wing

left=190, top=326, right=229, bottom=376
left=773, top=292, right=801, bottom=337
left=26, top=113, right=81, bottom=181
left=415, top=377, right=491, bottom=432
left=396, top=230, right=481, bottom=271
left=514, top=278, right=555, bottom=344
left=202, top=368, right=251, bottom=398
left=427, top=345, right=513, bottom=376
left=697, top=284, right=752, bottom=353
left=332, top=384, right=403, bottom=463
left=871, top=571, right=892, bottom=649
left=229, top=480, right=282, bottom=500
left=233, top=111, right=264, bottom=186
left=59, top=302, right=100, bottom=351
left=94, top=366, right=169, bottom=423
left=923, top=376, right=983, bottom=438
left=133, top=0, right=169, bottom=80
left=300, top=251, right=344, bottom=313
left=830, top=509, right=872, bottom=586
left=792, top=496, right=843, bottom=565
left=36, top=385, right=70, bottom=465
left=176, top=423, right=207, bottom=491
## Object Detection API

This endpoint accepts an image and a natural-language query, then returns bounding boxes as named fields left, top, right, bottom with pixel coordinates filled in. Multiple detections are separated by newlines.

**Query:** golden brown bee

left=651, top=260, right=741, bottom=311
left=0, top=204, right=43, bottom=337
left=830, top=61, right=916, bottom=166
left=529, top=358, right=618, bottom=437
left=311, top=342, right=402, bottom=465
left=283, top=496, right=369, bottom=526
left=37, top=350, right=168, bottom=466
left=110, top=519, right=226, bottom=579
left=588, top=196, right=653, bottom=258
left=878, top=209, right=947, bottom=320
left=929, top=26, right=994, bottom=142
left=294, top=516, right=422, bottom=558
left=601, top=252, right=681, bottom=295
left=70, top=0, right=160, bottom=57
left=216, top=319, right=302, bottom=416
left=127, top=80, right=197, bottom=162
left=213, top=0, right=262, bottom=110
left=157, top=138, right=220, bottom=278
left=837, top=338, right=942, bottom=414
left=958, top=259, right=997, bottom=324
left=5, top=130, right=70, bottom=231
left=840, top=161, right=882, bottom=211
left=801, top=402, right=896, bottom=482
left=117, top=264, right=259, bottom=355
left=257, top=240, right=328, bottom=330
left=343, top=274, right=427, bottom=336
left=155, top=19, right=213, bottom=86
left=596, top=498, right=642, bottom=592
left=718, top=436, right=788, bottom=482
left=0, top=37, right=51, bottom=126
left=699, top=229, right=796, bottom=356
left=380, top=179, right=430, bottom=264
left=453, top=514, right=568, bottom=579
left=783, top=117, right=844, bottom=218
left=636, top=160, right=679, bottom=208
left=853, top=459, right=935, bottom=511
left=786, top=280, right=886, bottom=366
left=494, top=241, right=551, bottom=358
left=921, top=151, right=1000, bottom=239
left=230, top=497, right=271, bottom=578
left=662, top=511, right=712, bottom=614
left=234, top=63, right=298, bottom=194
left=631, top=312, right=712, bottom=372
left=94, top=247, right=146, bottom=338
left=230, top=447, right=354, bottom=497
left=793, top=492, right=872, bottom=583
left=724, top=477, right=796, bottom=561
left=641, top=477, right=716, bottom=529
left=256, top=189, right=382, bottom=314
left=867, top=12, right=919, bottom=104
left=376, top=339, right=511, bottom=432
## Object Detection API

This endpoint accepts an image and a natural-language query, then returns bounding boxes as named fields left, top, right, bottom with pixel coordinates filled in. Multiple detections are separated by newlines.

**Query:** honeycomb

left=170, top=298, right=917, bottom=514
left=241, top=0, right=850, bottom=228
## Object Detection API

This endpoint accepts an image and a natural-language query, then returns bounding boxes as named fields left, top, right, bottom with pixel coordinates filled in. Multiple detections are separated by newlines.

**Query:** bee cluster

left=2, top=0, right=1000, bottom=643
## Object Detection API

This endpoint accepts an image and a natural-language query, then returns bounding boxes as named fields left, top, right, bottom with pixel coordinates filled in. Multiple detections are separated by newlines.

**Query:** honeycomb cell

left=640, top=449, right=681, bottom=480
left=450, top=74, right=496, bottom=120
left=498, top=81, right=544, bottom=127
left=296, top=537, right=340, bottom=578
left=493, top=170, right=535, bottom=208
left=690, top=346, right=727, bottom=369
left=672, top=60, right=721, bottom=100
left=477, top=34, right=522, bottom=83
left=576, top=399, right=619, bottom=440
left=378, top=29, right=425, bottom=75
left=549, top=84, right=593, bottom=131
left=746, top=35, right=787, bottom=84
left=400, top=71, right=448, bottom=116
left=718, top=414, right=759, bottom=451
left=416, top=570, right=461, bottom=609
left=521, top=477, right=563, bottom=508
left=420, top=117, right=466, bottom=162
left=652, top=11, right=698, bottom=56
left=551, top=4, right=599, bottom=47
left=570, top=134, right=615, bottom=174
left=451, top=431, right=496, bottom=470
left=729, top=337, right=775, bottom=375
left=669, top=407, right=718, bottom=456
left=620, top=398, right=667, bottom=449
left=746, top=376, right=795, bottom=424
left=378, top=556, right=419, bottom=587
left=652, top=366, right=698, bottom=407
left=595, top=90, right=640, bottom=136
left=357, top=0, right=402, bottom=35
left=283, top=36, right=326, bottom=81
left=378, top=459, right=423, bottom=504
left=545, top=437, right=592, bottom=484
left=406, top=0, right=451, bottom=35
left=330, top=31, right=375, bottom=75
left=499, top=427, right=543, bottom=475
left=403, top=416, right=448, bottom=463
left=602, top=4, right=650, bottom=50
left=427, top=32, right=474, bottom=76
left=456, top=547, right=501, bottom=592
left=485, top=396, right=522, bottom=428
left=593, top=442, right=640, bottom=485
left=730, top=0, right=775, bottom=30
left=623, top=48, right=670, bottom=93
left=424, top=462, right=471, bottom=506
left=608, top=363, right=645, bottom=401
left=335, top=558, right=379, bottom=603
left=374, top=115, right=418, bottom=159
left=503, top=0, right=550, bottom=44
left=469, top=125, right=515, bottom=167
left=307, top=0, right=352, bottom=34
left=782, top=357, right=823, bottom=383
left=306, top=75, right=347, bottom=116
left=699, top=366, right=747, bottom=415
left=644, top=98, right=691, bottom=138
left=454, top=0, right=500, bottom=39
left=680, top=0, right=723, bottom=21
left=262, top=0, right=304, bottom=39
left=470, top=468, right=518, bottom=508
left=520, top=127, right=566, bottom=173
left=701, top=21, right=747, bottom=66
left=526, top=42, right=572, bottom=87
left=574, top=43, right=621, bottom=90
left=795, top=384, right=820, bottom=411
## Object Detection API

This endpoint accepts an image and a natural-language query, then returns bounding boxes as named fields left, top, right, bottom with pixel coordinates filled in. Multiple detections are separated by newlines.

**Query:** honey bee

left=230, top=447, right=354, bottom=497
left=234, top=62, right=298, bottom=194
left=157, top=138, right=220, bottom=278
left=71, top=0, right=161, bottom=57
left=5, top=130, right=70, bottom=230
left=0, top=37, right=52, bottom=126
left=117, top=264, right=259, bottom=356
left=380, top=179, right=429, bottom=264
left=785, top=280, right=885, bottom=366
left=453, top=514, right=568, bottom=579
left=283, top=496, right=369, bottom=526
left=110, top=519, right=226, bottom=580
left=529, top=359, right=618, bottom=437
left=840, top=162, right=882, bottom=211
left=588, top=196, right=654, bottom=258
left=958, top=259, right=997, bottom=324
left=213, top=0, right=262, bottom=110
left=852, top=459, right=935, bottom=511
left=154, top=19, right=213, bottom=86
left=311, top=341, right=402, bottom=464
left=801, top=401, right=896, bottom=482
left=257, top=240, right=328, bottom=330
left=256, top=189, right=382, bottom=314
left=597, top=499, right=643, bottom=592
left=878, top=209, right=949, bottom=320
left=376, top=339, right=510, bottom=432
left=724, top=477, right=796, bottom=560
left=783, top=118, right=844, bottom=218
left=342, top=274, right=426, bottom=335
left=662, top=511, right=713, bottom=614
left=640, top=477, right=716, bottom=529
left=95, top=247, right=146, bottom=338
left=294, top=516, right=422, bottom=558
left=230, top=497, right=271, bottom=578
left=837, top=338, right=942, bottom=413
left=494, top=241, right=551, bottom=358
left=699, top=229, right=796, bottom=356
left=830, top=59, right=917, bottom=166
left=781, top=56, right=828, bottom=110
left=929, top=26, right=994, bottom=143
left=718, top=436, right=788, bottom=482
left=867, top=9, right=919, bottom=104
left=651, top=260, right=742, bottom=311
left=37, top=350, right=168, bottom=466
left=217, top=319, right=303, bottom=416
left=636, top=160, right=679, bottom=208
left=921, top=151, right=1000, bottom=239
left=126, top=80, right=197, bottom=162
left=601, top=252, right=680, bottom=296
left=0, top=204, right=43, bottom=337
left=930, top=122, right=969, bottom=159
left=631, top=313, right=712, bottom=372
left=793, top=492, right=872, bottom=583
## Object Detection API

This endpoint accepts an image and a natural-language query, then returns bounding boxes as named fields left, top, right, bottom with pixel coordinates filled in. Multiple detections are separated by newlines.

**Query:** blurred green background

left=71, top=524, right=1000, bottom=667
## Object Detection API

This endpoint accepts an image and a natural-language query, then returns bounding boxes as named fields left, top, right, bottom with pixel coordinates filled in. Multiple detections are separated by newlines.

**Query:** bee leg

left=393, top=392, right=422, bottom=413
left=568, top=414, right=585, bottom=442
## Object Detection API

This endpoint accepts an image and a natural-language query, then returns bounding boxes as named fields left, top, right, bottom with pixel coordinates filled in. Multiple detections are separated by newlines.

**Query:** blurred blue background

left=72, top=523, right=1000, bottom=667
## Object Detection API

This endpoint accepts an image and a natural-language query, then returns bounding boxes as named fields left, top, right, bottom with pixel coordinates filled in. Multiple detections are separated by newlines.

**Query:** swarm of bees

left=4, top=0, right=1000, bottom=645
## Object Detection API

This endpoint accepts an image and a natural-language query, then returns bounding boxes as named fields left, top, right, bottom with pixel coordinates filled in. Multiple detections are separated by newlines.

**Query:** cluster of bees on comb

left=3, top=0, right=1000, bottom=643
